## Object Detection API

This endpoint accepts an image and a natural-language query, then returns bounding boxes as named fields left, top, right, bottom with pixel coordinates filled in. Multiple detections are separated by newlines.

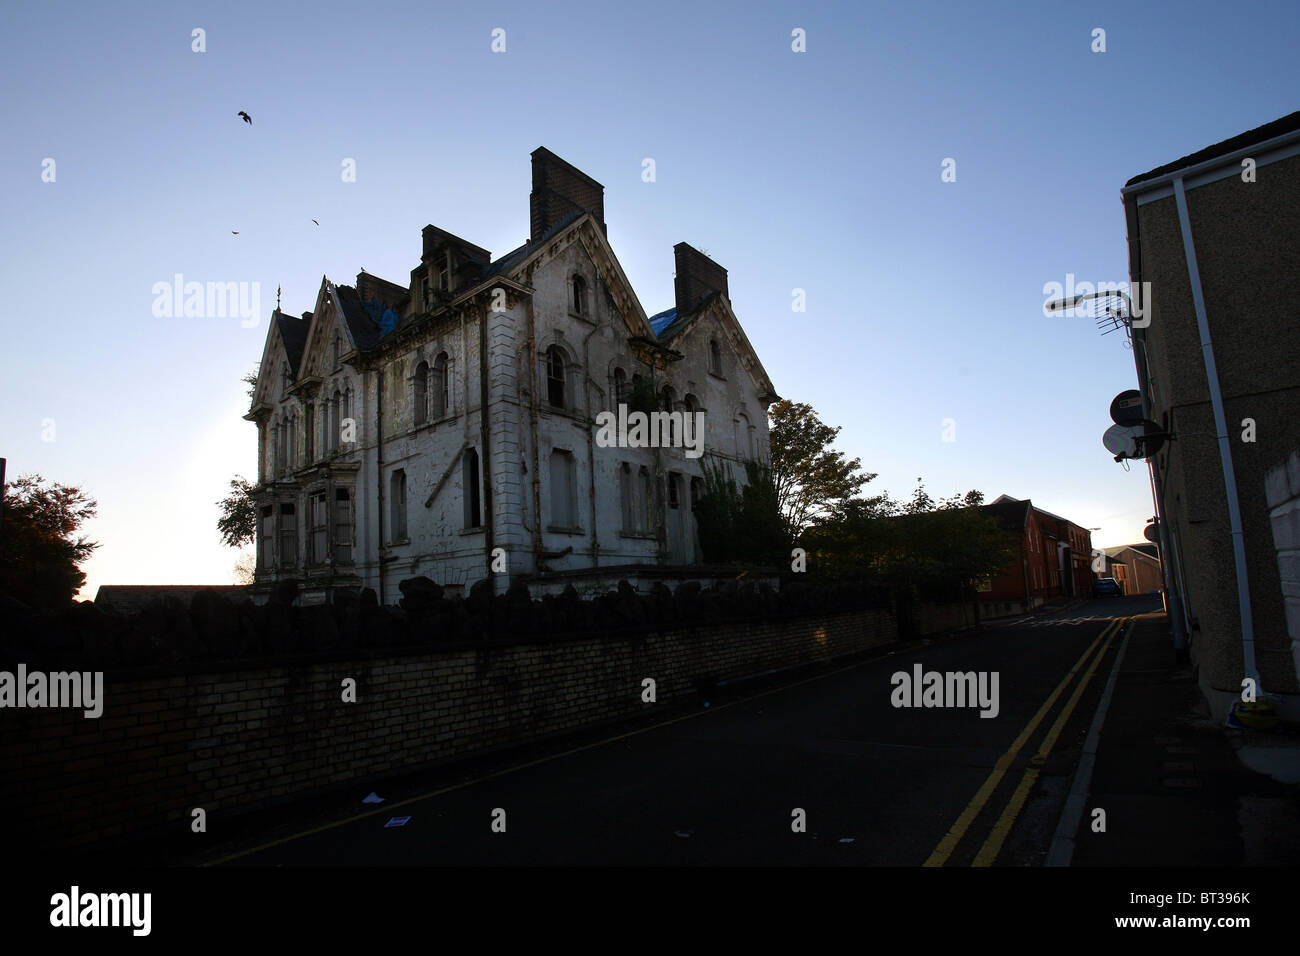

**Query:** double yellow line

left=923, top=616, right=1128, bottom=868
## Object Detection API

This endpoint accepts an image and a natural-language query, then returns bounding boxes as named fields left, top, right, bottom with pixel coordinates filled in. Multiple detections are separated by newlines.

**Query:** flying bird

left=312, top=219, right=319, bottom=226
left=238, top=111, right=252, bottom=125
left=231, top=231, right=239, bottom=235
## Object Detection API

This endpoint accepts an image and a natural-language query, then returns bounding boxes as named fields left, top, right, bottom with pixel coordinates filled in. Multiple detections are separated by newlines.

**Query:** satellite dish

left=1144, top=522, right=1161, bottom=544
left=1109, top=389, right=1144, bottom=425
left=1103, top=419, right=1165, bottom=460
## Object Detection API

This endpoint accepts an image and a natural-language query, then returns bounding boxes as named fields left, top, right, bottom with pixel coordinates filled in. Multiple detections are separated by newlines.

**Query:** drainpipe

left=375, top=365, right=386, bottom=605
left=480, top=299, right=495, bottom=592
left=1171, top=176, right=1259, bottom=691
left=580, top=282, right=602, bottom=567
left=525, top=283, right=543, bottom=574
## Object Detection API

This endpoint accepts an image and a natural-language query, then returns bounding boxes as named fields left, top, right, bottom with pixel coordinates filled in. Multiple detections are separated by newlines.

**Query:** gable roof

left=1126, top=110, right=1300, bottom=187
left=480, top=210, right=585, bottom=282
left=1104, top=544, right=1161, bottom=562
left=331, top=283, right=385, bottom=351
left=648, top=307, right=677, bottom=337
left=981, top=495, right=1031, bottom=530
left=274, top=310, right=310, bottom=375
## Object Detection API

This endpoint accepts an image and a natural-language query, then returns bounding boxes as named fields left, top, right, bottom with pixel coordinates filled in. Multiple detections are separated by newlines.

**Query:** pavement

left=1062, top=611, right=1300, bottom=866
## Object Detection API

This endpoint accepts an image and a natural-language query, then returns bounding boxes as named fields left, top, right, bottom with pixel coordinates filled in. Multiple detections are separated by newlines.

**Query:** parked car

left=1092, top=577, right=1122, bottom=597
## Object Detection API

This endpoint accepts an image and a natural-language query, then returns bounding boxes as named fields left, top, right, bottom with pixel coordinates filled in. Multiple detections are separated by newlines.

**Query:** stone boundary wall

left=1, top=607, right=897, bottom=850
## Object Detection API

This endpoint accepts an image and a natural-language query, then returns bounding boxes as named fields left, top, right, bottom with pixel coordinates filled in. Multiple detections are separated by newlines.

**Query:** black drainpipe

left=376, top=364, right=386, bottom=605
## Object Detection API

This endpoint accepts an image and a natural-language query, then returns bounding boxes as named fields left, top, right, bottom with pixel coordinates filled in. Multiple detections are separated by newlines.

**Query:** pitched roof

left=649, top=291, right=722, bottom=343
left=274, top=311, right=310, bottom=375
left=1126, top=110, right=1300, bottom=187
left=332, top=284, right=385, bottom=350
left=648, top=307, right=677, bottom=337
left=479, top=209, right=585, bottom=282
left=981, top=495, right=1031, bottom=530
left=1104, top=544, right=1161, bottom=562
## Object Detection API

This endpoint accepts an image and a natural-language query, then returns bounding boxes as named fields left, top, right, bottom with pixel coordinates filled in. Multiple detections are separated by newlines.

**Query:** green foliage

left=769, top=399, right=874, bottom=534
left=626, top=375, right=659, bottom=416
left=0, top=474, right=98, bottom=608
left=242, top=363, right=260, bottom=401
left=216, top=475, right=258, bottom=549
left=694, top=456, right=790, bottom=566
left=803, top=480, right=1014, bottom=600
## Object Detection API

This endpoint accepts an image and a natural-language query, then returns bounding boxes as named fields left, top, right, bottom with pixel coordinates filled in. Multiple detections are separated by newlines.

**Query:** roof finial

left=276, top=284, right=282, bottom=310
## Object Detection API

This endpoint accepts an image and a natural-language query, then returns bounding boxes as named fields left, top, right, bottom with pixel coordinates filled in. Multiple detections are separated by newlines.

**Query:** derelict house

left=244, top=148, right=779, bottom=605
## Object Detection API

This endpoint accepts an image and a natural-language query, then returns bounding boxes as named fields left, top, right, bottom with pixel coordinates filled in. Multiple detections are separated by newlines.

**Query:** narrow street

left=211, top=595, right=1163, bottom=866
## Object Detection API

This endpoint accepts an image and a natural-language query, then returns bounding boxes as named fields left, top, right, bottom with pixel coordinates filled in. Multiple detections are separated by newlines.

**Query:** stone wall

left=0, top=597, right=897, bottom=851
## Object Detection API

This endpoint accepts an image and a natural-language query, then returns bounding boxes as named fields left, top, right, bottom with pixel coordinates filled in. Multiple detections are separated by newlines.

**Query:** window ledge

left=619, top=531, right=657, bottom=540
left=546, top=525, right=585, bottom=536
left=459, top=526, right=486, bottom=536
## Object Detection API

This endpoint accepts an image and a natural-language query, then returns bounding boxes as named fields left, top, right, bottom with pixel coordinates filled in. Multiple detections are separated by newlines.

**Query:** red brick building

left=977, top=495, right=1094, bottom=617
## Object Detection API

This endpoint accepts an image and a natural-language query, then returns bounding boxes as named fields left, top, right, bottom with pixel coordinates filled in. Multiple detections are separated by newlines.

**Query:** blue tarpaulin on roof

left=648, top=308, right=677, bottom=336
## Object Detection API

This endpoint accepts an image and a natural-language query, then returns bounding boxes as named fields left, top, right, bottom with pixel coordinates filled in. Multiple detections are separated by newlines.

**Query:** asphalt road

left=214, top=593, right=1165, bottom=866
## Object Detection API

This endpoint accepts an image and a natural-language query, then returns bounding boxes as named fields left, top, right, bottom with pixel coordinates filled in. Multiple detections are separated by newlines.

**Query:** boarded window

left=334, top=488, right=352, bottom=564
left=463, top=449, right=481, bottom=528
left=638, top=466, right=652, bottom=531
left=549, top=450, right=576, bottom=528
left=310, top=492, right=328, bottom=563
left=620, top=463, right=633, bottom=531
left=414, top=362, right=429, bottom=426
left=259, top=505, right=274, bottom=569
left=305, top=402, right=315, bottom=461
left=279, top=502, right=297, bottom=566
left=390, top=470, right=407, bottom=542
left=330, top=392, right=340, bottom=451
left=432, top=352, right=449, bottom=419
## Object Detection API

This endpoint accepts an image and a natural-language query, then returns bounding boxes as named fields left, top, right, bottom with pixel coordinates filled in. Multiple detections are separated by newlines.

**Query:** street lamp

left=1044, top=289, right=1188, bottom=652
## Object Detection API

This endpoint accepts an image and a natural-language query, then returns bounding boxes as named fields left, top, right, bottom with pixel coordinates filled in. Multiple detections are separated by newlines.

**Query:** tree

left=803, top=480, right=1013, bottom=601
left=769, top=399, right=874, bottom=534
left=694, top=456, right=790, bottom=566
left=232, top=552, right=256, bottom=585
left=242, top=363, right=260, bottom=402
left=0, top=474, right=98, bottom=608
left=216, top=476, right=257, bottom=549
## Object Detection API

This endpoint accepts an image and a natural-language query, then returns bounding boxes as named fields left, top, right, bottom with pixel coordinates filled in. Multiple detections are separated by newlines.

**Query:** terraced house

left=243, top=148, right=779, bottom=605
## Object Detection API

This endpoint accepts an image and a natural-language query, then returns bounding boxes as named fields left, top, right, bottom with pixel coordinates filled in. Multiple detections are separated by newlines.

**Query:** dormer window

left=570, top=275, right=587, bottom=315
left=422, top=277, right=433, bottom=311
left=439, top=266, right=450, bottom=292
left=708, top=338, right=722, bottom=376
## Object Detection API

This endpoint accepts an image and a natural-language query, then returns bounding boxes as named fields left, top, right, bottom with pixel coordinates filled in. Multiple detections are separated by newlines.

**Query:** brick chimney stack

left=673, top=242, right=729, bottom=315
left=529, top=147, right=605, bottom=243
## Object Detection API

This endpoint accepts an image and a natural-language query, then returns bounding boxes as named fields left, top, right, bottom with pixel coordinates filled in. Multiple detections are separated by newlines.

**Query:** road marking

left=1044, top=618, right=1135, bottom=866
left=922, top=617, right=1123, bottom=868
left=971, top=618, right=1127, bottom=866
left=205, top=636, right=920, bottom=865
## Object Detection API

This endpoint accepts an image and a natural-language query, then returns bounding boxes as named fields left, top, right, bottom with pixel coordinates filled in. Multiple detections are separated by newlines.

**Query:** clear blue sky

left=2, top=0, right=1297, bottom=597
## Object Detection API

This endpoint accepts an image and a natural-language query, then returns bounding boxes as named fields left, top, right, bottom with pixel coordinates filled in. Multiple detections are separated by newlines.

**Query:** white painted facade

left=244, top=152, right=778, bottom=604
